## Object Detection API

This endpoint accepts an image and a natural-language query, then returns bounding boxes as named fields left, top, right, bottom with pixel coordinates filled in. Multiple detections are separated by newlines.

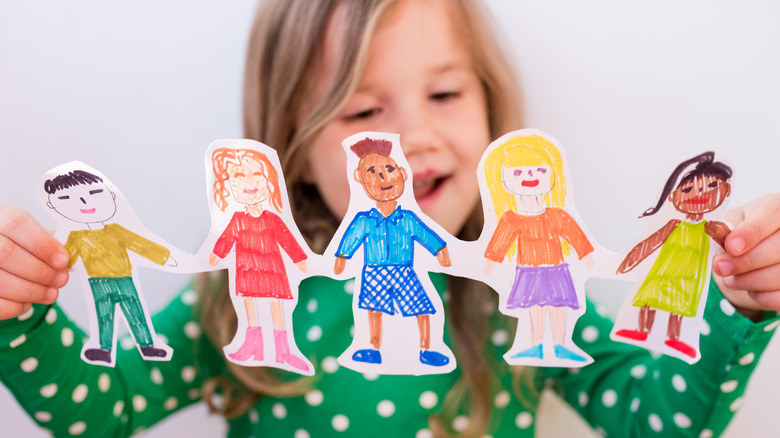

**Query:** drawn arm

left=705, top=220, right=731, bottom=249
left=617, top=219, right=681, bottom=274
left=63, top=232, right=80, bottom=269
left=268, top=213, right=307, bottom=264
left=113, top=224, right=170, bottom=265
left=408, top=211, right=447, bottom=257
left=484, top=212, right=520, bottom=263
left=335, top=214, right=369, bottom=260
left=556, top=209, right=595, bottom=259
left=212, top=212, right=240, bottom=260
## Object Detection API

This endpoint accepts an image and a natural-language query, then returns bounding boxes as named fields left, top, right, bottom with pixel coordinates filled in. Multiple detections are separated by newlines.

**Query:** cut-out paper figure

left=612, top=151, right=732, bottom=363
left=206, top=140, right=313, bottom=374
left=479, top=130, right=595, bottom=366
left=330, top=132, right=454, bottom=375
left=39, top=162, right=176, bottom=367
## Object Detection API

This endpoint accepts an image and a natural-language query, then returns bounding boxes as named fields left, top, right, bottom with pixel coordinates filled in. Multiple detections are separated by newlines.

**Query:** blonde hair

left=198, top=0, right=528, bottom=435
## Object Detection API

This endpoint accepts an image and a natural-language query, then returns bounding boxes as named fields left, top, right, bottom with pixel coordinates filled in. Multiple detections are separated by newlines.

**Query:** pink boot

left=274, top=329, right=310, bottom=372
left=229, top=326, right=263, bottom=361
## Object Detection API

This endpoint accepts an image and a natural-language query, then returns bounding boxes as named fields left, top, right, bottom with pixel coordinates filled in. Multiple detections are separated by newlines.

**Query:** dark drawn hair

left=44, top=170, right=103, bottom=194
left=641, top=151, right=732, bottom=217
left=350, top=138, right=392, bottom=158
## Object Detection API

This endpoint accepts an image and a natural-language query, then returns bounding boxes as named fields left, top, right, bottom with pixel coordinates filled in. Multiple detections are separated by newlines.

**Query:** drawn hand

left=483, top=259, right=495, bottom=275
left=208, top=253, right=220, bottom=266
left=296, top=260, right=308, bottom=273
left=436, top=247, right=451, bottom=267
left=713, top=194, right=780, bottom=316
left=166, top=256, right=178, bottom=267
left=0, top=206, right=69, bottom=320
left=583, top=254, right=594, bottom=270
left=334, top=256, right=347, bottom=275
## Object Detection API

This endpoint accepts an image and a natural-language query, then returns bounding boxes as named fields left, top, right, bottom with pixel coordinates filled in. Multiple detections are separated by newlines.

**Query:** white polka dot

left=157, top=334, right=169, bottom=345
left=494, top=390, right=510, bottom=408
left=491, top=330, right=509, bottom=346
left=294, top=430, right=311, bottom=438
left=730, top=397, right=744, bottom=412
left=630, top=364, right=647, bottom=379
left=674, top=412, right=692, bottom=428
left=701, top=319, right=711, bottom=336
left=377, top=400, right=395, bottom=417
left=307, top=298, right=318, bottom=313
left=332, top=414, right=349, bottom=431
left=113, top=401, right=124, bottom=417
left=320, top=356, right=339, bottom=373
left=184, top=322, right=201, bottom=339
left=453, top=415, right=469, bottom=432
left=305, top=390, right=323, bottom=406
left=307, top=325, right=322, bottom=342
left=595, top=426, right=607, bottom=437
left=630, top=398, right=641, bottom=412
left=98, top=373, right=111, bottom=392
left=10, top=334, right=26, bottom=348
left=725, top=364, right=731, bottom=372
left=149, top=368, right=163, bottom=384
left=416, top=429, right=434, bottom=438
left=515, top=412, right=533, bottom=429
left=68, top=421, right=86, bottom=436
left=72, top=384, right=88, bottom=403
left=343, top=280, right=355, bottom=294
left=738, top=352, right=755, bottom=366
left=181, top=289, right=197, bottom=305
left=18, top=307, right=34, bottom=321
left=349, top=325, right=355, bottom=337
left=181, top=366, right=196, bottom=383
left=650, top=351, right=661, bottom=360
left=720, top=299, right=736, bottom=316
left=45, top=308, right=57, bottom=324
left=672, top=374, right=687, bottom=392
left=699, top=429, right=714, bottom=438
left=653, top=369, right=660, bottom=379
left=582, top=326, right=599, bottom=343
left=61, top=328, right=74, bottom=347
left=443, top=291, right=451, bottom=302
left=133, top=395, right=147, bottom=412
left=764, top=320, right=780, bottom=332
left=363, top=373, right=379, bottom=381
left=188, top=389, right=200, bottom=400
left=414, top=391, right=436, bottom=410
left=596, top=304, right=609, bottom=317
left=601, top=389, right=617, bottom=407
left=40, top=383, right=57, bottom=398
left=34, top=411, right=52, bottom=422
left=120, top=337, right=134, bottom=350
left=720, top=380, right=738, bottom=393
left=163, top=397, right=178, bottom=411
left=133, top=427, right=146, bottom=435
left=648, top=413, right=663, bottom=432
left=272, top=402, right=287, bottom=419
left=578, top=391, right=588, bottom=407
left=249, top=408, right=259, bottom=424
left=568, top=367, right=581, bottom=375
left=21, top=357, right=38, bottom=373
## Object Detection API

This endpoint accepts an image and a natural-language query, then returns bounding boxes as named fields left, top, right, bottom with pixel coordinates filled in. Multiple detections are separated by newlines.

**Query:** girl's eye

left=708, top=181, right=719, bottom=188
left=681, top=187, right=693, bottom=193
left=253, top=172, right=263, bottom=176
left=386, top=165, right=395, bottom=173
left=536, top=168, right=547, bottom=174
left=344, top=107, right=380, bottom=121
left=513, top=169, right=522, bottom=176
left=429, top=91, right=460, bottom=102
left=233, top=172, right=246, bottom=178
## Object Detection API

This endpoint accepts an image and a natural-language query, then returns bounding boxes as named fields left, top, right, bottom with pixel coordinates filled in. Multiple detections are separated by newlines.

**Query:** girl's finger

left=714, top=229, right=780, bottom=277
left=723, top=262, right=780, bottom=293
left=746, top=290, right=780, bottom=314
left=0, top=268, right=59, bottom=305
left=0, top=206, right=68, bottom=269
left=725, top=194, right=780, bottom=256
left=0, top=233, right=68, bottom=287
left=0, top=297, right=32, bottom=321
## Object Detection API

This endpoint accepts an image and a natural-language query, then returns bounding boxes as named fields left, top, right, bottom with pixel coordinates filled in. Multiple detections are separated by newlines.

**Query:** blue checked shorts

left=357, top=264, right=436, bottom=316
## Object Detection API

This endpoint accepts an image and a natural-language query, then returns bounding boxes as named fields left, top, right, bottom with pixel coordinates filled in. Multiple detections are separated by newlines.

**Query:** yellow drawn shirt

left=64, top=223, right=170, bottom=277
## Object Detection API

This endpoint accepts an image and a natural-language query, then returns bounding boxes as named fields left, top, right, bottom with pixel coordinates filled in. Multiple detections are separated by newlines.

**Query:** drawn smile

left=686, top=197, right=710, bottom=204
left=381, top=185, right=394, bottom=191
left=80, top=208, right=96, bottom=214
left=244, top=188, right=259, bottom=194
left=521, top=179, right=539, bottom=187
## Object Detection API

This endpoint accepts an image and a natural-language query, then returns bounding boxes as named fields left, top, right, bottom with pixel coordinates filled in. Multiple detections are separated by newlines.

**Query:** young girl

left=1, top=0, right=780, bottom=437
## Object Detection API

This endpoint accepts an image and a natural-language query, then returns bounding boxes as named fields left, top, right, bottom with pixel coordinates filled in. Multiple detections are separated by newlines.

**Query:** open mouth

left=80, top=208, right=96, bottom=214
left=413, top=175, right=446, bottom=201
left=521, top=179, right=540, bottom=187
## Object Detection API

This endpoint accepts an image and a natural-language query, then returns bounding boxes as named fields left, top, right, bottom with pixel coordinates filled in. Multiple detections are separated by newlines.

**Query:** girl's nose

left=80, top=197, right=86, bottom=204
left=396, top=106, right=441, bottom=159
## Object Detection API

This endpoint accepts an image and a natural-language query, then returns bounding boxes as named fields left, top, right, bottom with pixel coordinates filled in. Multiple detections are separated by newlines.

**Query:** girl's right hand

left=0, top=206, right=69, bottom=320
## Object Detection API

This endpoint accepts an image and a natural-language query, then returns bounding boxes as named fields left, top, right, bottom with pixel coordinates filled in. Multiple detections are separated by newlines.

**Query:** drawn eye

left=233, top=172, right=246, bottom=178
left=58, top=195, right=70, bottom=200
left=537, top=168, right=547, bottom=174
left=708, top=181, right=719, bottom=188
left=385, top=165, right=395, bottom=173
left=89, top=189, right=103, bottom=195
left=681, top=187, right=693, bottom=193
left=367, top=166, right=376, bottom=174
left=513, top=169, right=522, bottom=176
left=253, top=171, right=263, bottom=176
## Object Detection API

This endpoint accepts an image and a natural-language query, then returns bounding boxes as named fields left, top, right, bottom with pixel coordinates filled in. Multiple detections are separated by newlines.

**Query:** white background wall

left=1, top=0, right=779, bottom=436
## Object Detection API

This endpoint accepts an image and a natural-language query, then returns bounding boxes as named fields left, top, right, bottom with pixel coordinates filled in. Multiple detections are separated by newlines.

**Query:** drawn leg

left=353, top=310, right=383, bottom=364
left=549, top=306, right=585, bottom=362
left=228, top=297, right=264, bottom=362
left=510, top=306, right=544, bottom=359
left=417, top=314, right=449, bottom=366
left=664, top=313, right=696, bottom=358
left=84, top=277, right=116, bottom=363
left=616, top=305, right=653, bottom=341
left=271, top=299, right=309, bottom=372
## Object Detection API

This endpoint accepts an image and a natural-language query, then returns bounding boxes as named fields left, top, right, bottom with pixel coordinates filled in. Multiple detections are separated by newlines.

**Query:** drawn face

left=304, top=0, right=490, bottom=234
left=47, top=183, right=117, bottom=224
left=502, top=165, right=554, bottom=197
left=669, top=174, right=731, bottom=215
left=227, top=158, right=271, bottom=206
left=354, top=153, right=407, bottom=202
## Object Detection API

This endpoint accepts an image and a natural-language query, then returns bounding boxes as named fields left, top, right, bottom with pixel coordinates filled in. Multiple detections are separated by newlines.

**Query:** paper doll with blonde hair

left=480, top=130, right=595, bottom=365
left=206, top=139, right=312, bottom=374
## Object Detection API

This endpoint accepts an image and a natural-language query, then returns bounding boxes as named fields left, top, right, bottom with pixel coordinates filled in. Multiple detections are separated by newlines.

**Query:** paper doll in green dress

left=613, top=152, right=732, bottom=361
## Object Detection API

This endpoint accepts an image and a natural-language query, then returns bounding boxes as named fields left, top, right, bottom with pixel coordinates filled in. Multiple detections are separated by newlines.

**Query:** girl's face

left=669, top=174, right=731, bottom=215
left=502, top=165, right=554, bottom=197
left=306, top=0, right=490, bottom=235
left=227, top=158, right=271, bottom=206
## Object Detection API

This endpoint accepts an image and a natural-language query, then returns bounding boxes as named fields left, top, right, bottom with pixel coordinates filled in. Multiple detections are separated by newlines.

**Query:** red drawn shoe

left=615, top=329, right=648, bottom=341
left=664, top=339, right=697, bottom=358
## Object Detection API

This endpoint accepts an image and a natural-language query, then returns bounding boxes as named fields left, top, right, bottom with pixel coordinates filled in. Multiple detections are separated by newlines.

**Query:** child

left=1, top=0, right=780, bottom=437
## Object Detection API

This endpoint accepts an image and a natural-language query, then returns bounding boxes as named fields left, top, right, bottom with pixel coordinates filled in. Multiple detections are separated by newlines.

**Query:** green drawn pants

left=88, top=277, right=153, bottom=350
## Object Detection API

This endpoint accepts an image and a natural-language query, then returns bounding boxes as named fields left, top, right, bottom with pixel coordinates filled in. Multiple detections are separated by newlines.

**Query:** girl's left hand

left=713, top=194, right=780, bottom=316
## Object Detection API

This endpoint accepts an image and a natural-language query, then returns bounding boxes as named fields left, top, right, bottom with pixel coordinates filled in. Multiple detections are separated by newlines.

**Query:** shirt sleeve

left=554, top=209, right=594, bottom=259
left=112, top=224, right=171, bottom=266
left=484, top=212, right=519, bottom=263
left=0, top=286, right=224, bottom=437
left=213, top=213, right=239, bottom=259
left=542, top=280, right=779, bottom=437
left=407, top=211, right=446, bottom=255
left=268, top=213, right=307, bottom=264
left=336, top=214, right=369, bottom=259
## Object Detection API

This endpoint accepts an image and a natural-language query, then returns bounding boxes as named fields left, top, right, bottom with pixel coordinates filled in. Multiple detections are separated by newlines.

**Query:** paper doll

left=612, top=151, right=731, bottom=361
left=480, top=131, right=594, bottom=365
left=207, top=142, right=312, bottom=373
left=332, top=133, right=453, bottom=373
left=40, top=163, right=176, bottom=366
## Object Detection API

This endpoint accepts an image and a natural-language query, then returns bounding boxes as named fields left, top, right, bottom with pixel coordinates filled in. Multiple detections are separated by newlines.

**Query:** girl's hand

left=483, top=259, right=495, bottom=275
left=0, top=206, right=69, bottom=320
left=208, top=253, right=220, bottom=266
left=713, top=194, right=780, bottom=316
left=296, top=260, right=308, bottom=273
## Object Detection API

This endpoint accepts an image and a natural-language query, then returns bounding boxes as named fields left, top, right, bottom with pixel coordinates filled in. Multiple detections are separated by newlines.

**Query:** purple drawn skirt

left=506, top=264, right=579, bottom=309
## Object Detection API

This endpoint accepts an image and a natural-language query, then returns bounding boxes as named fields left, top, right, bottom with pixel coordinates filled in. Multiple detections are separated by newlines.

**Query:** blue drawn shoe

left=509, top=344, right=543, bottom=359
left=419, top=350, right=450, bottom=366
left=553, top=344, right=586, bottom=362
left=352, top=348, right=382, bottom=364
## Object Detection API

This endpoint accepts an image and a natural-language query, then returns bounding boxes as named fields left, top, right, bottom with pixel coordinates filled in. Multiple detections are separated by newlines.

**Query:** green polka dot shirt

left=0, top=277, right=776, bottom=437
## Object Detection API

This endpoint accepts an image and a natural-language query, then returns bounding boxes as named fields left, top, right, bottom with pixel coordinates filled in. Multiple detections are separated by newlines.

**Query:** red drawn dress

left=213, top=210, right=307, bottom=299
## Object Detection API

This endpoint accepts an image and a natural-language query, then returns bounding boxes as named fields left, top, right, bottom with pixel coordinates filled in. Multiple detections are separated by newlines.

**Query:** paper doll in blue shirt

left=334, top=137, right=452, bottom=367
